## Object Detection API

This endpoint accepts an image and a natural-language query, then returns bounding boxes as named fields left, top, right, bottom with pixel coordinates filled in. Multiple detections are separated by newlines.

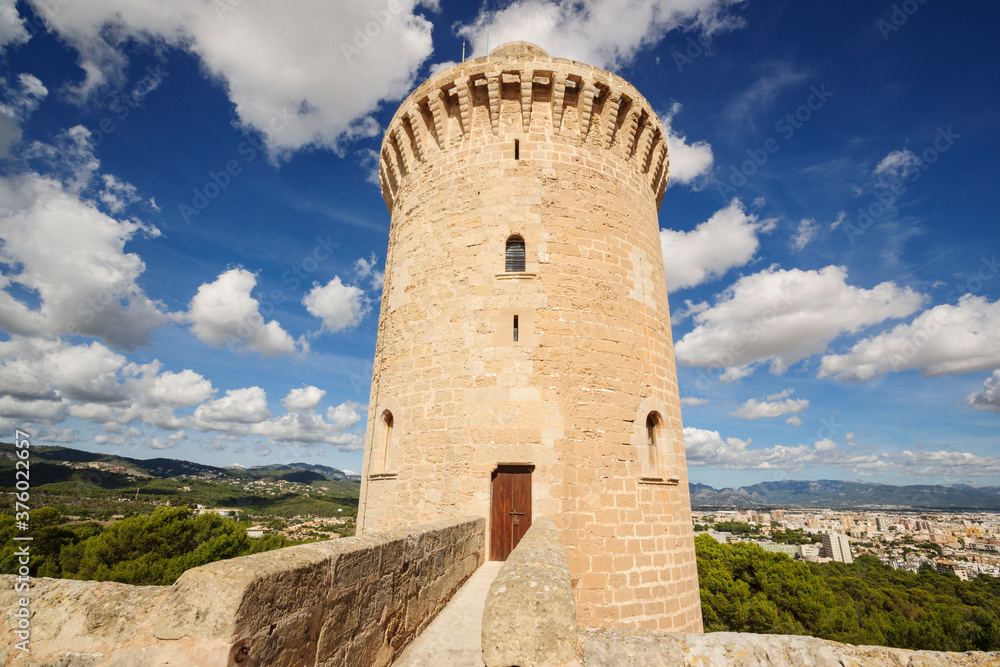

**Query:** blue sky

left=0, top=0, right=997, bottom=487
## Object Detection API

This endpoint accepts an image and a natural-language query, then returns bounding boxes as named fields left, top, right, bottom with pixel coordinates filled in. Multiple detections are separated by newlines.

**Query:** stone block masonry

left=359, top=39, right=703, bottom=634
left=0, top=517, right=484, bottom=666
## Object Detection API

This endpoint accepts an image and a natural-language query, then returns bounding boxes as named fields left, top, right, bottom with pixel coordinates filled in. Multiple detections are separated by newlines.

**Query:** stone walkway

left=393, top=560, right=503, bottom=667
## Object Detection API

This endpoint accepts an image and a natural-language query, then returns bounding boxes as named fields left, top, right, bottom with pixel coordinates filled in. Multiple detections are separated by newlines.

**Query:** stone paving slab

left=393, top=561, right=503, bottom=667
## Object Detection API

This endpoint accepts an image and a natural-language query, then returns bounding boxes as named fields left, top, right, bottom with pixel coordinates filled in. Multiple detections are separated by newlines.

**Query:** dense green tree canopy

left=0, top=506, right=307, bottom=586
left=697, top=534, right=1000, bottom=651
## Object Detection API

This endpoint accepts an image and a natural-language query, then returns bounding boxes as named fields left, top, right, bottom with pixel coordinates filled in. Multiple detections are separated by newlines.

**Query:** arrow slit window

left=381, top=411, right=394, bottom=472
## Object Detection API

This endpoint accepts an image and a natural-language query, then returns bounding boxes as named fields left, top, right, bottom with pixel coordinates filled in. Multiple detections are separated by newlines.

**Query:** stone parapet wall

left=377, top=41, right=669, bottom=213
left=0, top=517, right=484, bottom=667
left=482, top=517, right=578, bottom=667
left=580, top=628, right=1000, bottom=667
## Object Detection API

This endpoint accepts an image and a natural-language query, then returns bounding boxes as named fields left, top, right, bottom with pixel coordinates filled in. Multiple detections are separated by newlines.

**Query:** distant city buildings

left=936, top=559, right=970, bottom=581
left=758, top=543, right=799, bottom=558
left=193, top=506, right=240, bottom=517
left=822, top=533, right=854, bottom=563
left=799, top=544, right=821, bottom=560
left=692, top=508, right=1000, bottom=579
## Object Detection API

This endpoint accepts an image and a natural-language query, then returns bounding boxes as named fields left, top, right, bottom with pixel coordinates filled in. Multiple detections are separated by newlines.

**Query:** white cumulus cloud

left=967, top=370, right=1000, bottom=414
left=0, top=0, right=29, bottom=54
left=37, top=427, right=80, bottom=443
left=456, top=0, right=745, bottom=69
left=661, top=103, right=714, bottom=187
left=680, top=397, right=709, bottom=406
left=0, top=74, right=48, bottom=156
left=661, top=198, right=774, bottom=291
left=283, top=385, right=327, bottom=412
left=675, top=265, right=925, bottom=376
left=183, top=268, right=298, bottom=357
left=193, top=386, right=272, bottom=426
left=685, top=425, right=1000, bottom=478
left=0, top=338, right=126, bottom=404
left=129, top=364, right=216, bottom=407
left=303, top=276, right=369, bottom=333
left=0, top=153, right=165, bottom=348
left=24, top=0, right=440, bottom=159
left=731, top=389, right=809, bottom=420
left=684, top=426, right=834, bottom=471
left=819, top=295, right=1000, bottom=381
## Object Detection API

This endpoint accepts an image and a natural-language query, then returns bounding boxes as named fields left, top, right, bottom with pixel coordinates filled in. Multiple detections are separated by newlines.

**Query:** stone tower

left=358, top=41, right=702, bottom=632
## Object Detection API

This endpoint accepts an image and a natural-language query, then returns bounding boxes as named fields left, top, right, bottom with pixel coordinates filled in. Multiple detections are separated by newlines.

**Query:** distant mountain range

left=246, top=462, right=357, bottom=480
left=690, top=479, right=1000, bottom=510
left=7, top=443, right=997, bottom=509
left=0, top=443, right=361, bottom=482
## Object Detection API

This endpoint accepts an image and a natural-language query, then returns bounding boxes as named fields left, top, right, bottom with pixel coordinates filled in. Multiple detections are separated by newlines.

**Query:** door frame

left=489, top=463, right=534, bottom=561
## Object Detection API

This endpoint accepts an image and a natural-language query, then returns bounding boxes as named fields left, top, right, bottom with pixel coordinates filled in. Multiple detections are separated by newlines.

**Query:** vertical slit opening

left=382, top=412, right=394, bottom=472
left=513, top=315, right=519, bottom=343
left=514, top=138, right=520, bottom=160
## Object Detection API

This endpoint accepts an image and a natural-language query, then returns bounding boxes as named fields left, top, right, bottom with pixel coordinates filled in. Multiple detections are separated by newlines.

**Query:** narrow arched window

left=645, top=414, right=659, bottom=475
left=381, top=411, right=394, bottom=472
left=505, top=236, right=525, bottom=272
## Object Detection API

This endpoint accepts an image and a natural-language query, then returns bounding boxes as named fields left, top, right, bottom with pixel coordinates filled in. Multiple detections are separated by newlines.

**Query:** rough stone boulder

left=580, top=627, right=1000, bottom=667
left=482, top=517, right=579, bottom=667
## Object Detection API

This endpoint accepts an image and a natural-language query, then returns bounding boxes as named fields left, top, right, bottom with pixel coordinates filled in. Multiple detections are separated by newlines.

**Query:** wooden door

left=490, top=466, right=532, bottom=560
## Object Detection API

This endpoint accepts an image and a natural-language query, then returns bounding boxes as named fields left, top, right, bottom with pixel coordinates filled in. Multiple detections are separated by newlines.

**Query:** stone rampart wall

left=581, top=628, right=1000, bottom=667
left=0, top=517, right=484, bottom=667
left=481, top=518, right=1000, bottom=667
left=482, top=517, right=577, bottom=667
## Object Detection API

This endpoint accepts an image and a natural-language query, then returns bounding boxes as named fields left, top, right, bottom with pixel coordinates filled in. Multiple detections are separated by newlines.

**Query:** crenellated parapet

left=378, top=41, right=670, bottom=212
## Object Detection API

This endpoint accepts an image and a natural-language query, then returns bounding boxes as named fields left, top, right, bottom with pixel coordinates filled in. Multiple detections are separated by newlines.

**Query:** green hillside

left=0, top=442, right=360, bottom=520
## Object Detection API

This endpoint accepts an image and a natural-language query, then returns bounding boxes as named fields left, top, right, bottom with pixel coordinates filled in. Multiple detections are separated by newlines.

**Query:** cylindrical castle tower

left=358, top=41, right=702, bottom=632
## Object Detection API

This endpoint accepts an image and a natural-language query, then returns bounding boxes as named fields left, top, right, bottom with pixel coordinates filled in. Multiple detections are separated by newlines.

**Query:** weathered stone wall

left=0, top=517, right=484, bottom=667
left=580, top=628, right=1000, bottom=667
left=482, top=517, right=578, bottom=667
left=359, top=40, right=702, bottom=633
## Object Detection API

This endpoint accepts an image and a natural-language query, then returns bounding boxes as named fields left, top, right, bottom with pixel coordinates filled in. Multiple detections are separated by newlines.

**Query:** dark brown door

left=490, top=466, right=532, bottom=560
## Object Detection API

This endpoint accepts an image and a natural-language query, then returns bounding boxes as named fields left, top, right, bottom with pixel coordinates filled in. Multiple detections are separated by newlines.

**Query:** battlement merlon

left=378, top=41, right=670, bottom=213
